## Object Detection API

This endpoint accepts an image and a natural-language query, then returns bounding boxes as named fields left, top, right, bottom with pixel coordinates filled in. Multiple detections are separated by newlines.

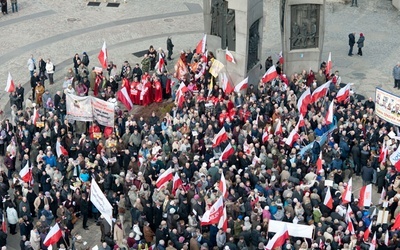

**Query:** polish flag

left=297, top=114, right=305, bottom=128
left=218, top=206, right=228, bottom=232
left=369, top=232, right=377, bottom=250
left=358, top=184, right=372, bottom=207
left=157, top=55, right=165, bottom=72
left=97, top=41, right=108, bottom=69
left=326, top=52, right=332, bottom=76
left=117, top=86, right=134, bottom=111
left=285, top=126, right=300, bottom=147
left=212, top=127, right=228, bottom=148
left=364, top=222, right=372, bottom=241
left=196, top=34, right=207, bottom=54
left=389, top=146, right=400, bottom=172
left=297, top=88, right=312, bottom=115
left=379, top=187, right=387, bottom=204
left=274, top=119, right=282, bottom=136
left=262, top=129, right=269, bottom=143
left=316, top=151, right=323, bottom=173
left=32, top=107, right=39, bottom=125
left=262, top=65, right=278, bottom=83
left=56, top=141, right=68, bottom=158
left=323, top=187, right=333, bottom=209
left=175, top=82, right=188, bottom=108
left=4, top=72, right=15, bottom=93
left=172, top=172, right=183, bottom=196
left=342, top=177, right=353, bottom=203
left=311, top=80, right=331, bottom=103
left=346, top=206, right=355, bottom=234
left=219, top=171, right=228, bottom=198
left=379, top=143, right=388, bottom=163
left=265, top=223, right=289, bottom=250
left=325, top=101, right=334, bottom=125
left=156, top=167, right=174, bottom=189
left=336, top=83, right=351, bottom=103
left=385, top=230, right=389, bottom=246
left=43, top=223, right=63, bottom=247
left=220, top=72, right=234, bottom=94
left=278, top=51, right=284, bottom=65
left=1, top=214, right=6, bottom=233
left=225, top=49, right=236, bottom=64
left=19, top=161, right=32, bottom=183
left=234, top=77, right=248, bottom=93
left=392, top=213, right=400, bottom=230
left=219, top=143, right=234, bottom=162
left=201, top=196, right=224, bottom=226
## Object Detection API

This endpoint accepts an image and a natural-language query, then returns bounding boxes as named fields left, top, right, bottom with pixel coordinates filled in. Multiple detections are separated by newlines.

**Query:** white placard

left=268, top=220, right=314, bottom=239
left=90, top=179, right=113, bottom=226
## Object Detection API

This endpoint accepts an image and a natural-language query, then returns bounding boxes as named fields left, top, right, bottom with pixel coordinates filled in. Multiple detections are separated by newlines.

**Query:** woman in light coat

left=6, top=205, right=18, bottom=234
left=113, top=220, right=124, bottom=246
left=30, top=227, right=41, bottom=250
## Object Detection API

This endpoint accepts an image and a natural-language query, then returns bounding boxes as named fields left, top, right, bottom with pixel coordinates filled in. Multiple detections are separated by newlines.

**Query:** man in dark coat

left=348, top=32, right=355, bottom=56
left=166, top=36, right=174, bottom=60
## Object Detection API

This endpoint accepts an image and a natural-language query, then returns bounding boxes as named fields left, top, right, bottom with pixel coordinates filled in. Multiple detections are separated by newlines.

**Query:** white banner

left=268, top=220, right=314, bottom=239
left=66, top=94, right=93, bottom=122
left=90, top=179, right=113, bottom=226
left=91, top=98, right=115, bottom=127
left=376, top=88, right=400, bottom=126
left=66, top=94, right=115, bottom=127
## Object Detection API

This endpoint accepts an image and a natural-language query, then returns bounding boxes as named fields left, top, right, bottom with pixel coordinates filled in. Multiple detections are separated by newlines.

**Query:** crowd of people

left=0, top=38, right=399, bottom=250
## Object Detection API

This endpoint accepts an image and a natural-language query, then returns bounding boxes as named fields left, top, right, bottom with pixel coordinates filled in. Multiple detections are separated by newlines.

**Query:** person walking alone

left=393, top=62, right=400, bottom=89
left=348, top=32, right=355, bottom=56
left=46, top=59, right=55, bottom=85
left=166, top=36, right=174, bottom=61
left=357, top=33, right=365, bottom=56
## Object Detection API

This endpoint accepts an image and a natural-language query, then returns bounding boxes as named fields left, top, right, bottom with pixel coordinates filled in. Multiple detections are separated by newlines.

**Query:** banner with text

left=375, top=88, right=400, bottom=126
left=268, top=220, right=314, bottom=239
left=66, top=94, right=114, bottom=127
left=90, top=179, right=113, bottom=226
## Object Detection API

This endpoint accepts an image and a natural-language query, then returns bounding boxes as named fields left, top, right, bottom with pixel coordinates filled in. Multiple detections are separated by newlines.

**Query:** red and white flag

left=379, top=143, right=388, bottom=163
left=285, top=126, right=300, bottom=147
left=157, top=56, right=165, bottom=72
left=316, top=151, right=323, bottom=173
left=297, top=88, right=312, bottom=115
left=393, top=213, right=400, bottom=230
left=379, top=187, right=387, bottom=204
left=220, top=72, right=234, bottom=94
left=201, top=196, right=224, bottom=226
left=218, top=206, right=228, bottom=232
left=297, top=114, right=305, bottom=128
left=156, top=167, right=174, bottom=189
left=117, top=86, right=134, bottom=111
left=325, top=101, right=334, bottom=125
left=265, top=223, right=289, bottom=250
left=225, top=49, right=236, bottom=64
left=358, top=184, right=372, bottom=207
left=389, top=146, right=400, bottom=172
left=5, top=72, right=15, bottom=93
left=262, top=129, right=269, bottom=143
left=56, top=141, right=68, bottom=158
left=1, top=214, right=6, bottom=233
left=370, top=232, right=377, bottom=250
left=274, top=119, right=282, bottom=136
left=278, top=51, right=284, bottom=65
left=43, top=223, right=63, bottom=247
left=19, top=161, right=32, bottom=183
left=219, top=172, right=228, bottom=198
left=196, top=34, right=207, bottom=54
left=336, top=83, right=351, bottom=103
left=342, top=177, right=353, bottom=203
left=97, top=41, right=108, bottom=69
left=172, top=172, right=183, bottom=196
left=323, top=187, right=333, bottom=209
left=234, top=77, right=248, bottom=93
left=175, top=82, right=188, bottom=108
left=346, top=206, right=355, bottom=234
left=262, top=65, right=278, bottom=83
left=311, top=80, right=331, bottom=103
left=32, top=107, right=39, bottom=125
left=326, top=52, right=332, bottom=76
left=212, top=127, right=228, bottom=148
left=219, top=143, right=234, bottom=162
left=364, top=222, right=372, bottom=241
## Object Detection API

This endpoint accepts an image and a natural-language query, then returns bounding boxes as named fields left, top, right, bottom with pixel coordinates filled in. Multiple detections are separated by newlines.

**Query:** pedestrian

left=393, top=62, right=400, bottom=89
left=167, top=36, right=174, bottom=60
left=357, top=33, right=365, bottom=56
left=27, top=55, right=36, bottom=77
left=11, top=0, right=17, bottom=12
left=351, top=0, right=358, bottom=7
left=46, top=59, right=55, bottom=85
left=1, top=0, right=7, bottom=14
left=348, top=32, right=355, bottom=56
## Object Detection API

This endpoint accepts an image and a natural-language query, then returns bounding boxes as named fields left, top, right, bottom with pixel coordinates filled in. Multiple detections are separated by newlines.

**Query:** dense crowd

left=0, top=42, right=398, bottom=250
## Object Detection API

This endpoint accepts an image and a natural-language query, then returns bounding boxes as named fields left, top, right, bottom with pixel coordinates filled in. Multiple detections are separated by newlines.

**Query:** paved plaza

left=0, top=0, right=399, bottom=248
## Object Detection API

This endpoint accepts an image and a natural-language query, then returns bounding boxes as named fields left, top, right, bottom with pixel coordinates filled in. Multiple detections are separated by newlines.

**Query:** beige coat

left=113, top=224, right=125, bottom=246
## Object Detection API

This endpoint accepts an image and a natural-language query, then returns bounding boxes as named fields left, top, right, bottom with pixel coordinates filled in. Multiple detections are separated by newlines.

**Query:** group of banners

left=66, top=94, right=115, bottom=127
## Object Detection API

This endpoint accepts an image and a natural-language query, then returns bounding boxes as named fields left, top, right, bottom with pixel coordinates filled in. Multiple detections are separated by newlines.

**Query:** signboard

left=90, top=179, right=113, bottom=226
left=268, top=220, right=314, bottom=239
left=375, top=88, right=400, bottom=126
left=91, top=98, right=115, bottom=127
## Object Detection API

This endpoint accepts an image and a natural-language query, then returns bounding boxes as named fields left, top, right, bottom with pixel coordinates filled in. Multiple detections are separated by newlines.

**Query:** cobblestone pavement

left=0, top=0, right=398, bottom=248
